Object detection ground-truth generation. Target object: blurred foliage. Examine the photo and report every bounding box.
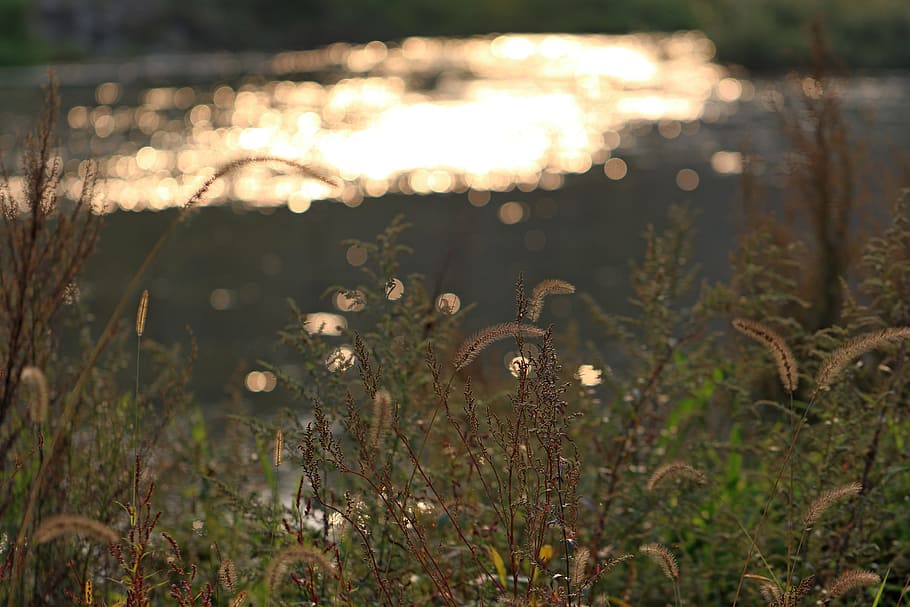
[5,0,910,69]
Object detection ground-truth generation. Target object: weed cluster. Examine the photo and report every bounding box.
[1,59,909,607]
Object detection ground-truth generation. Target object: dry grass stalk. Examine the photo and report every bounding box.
[185,156,334,209]
[273,429,283,467]
[20,366,48,424]
[367,388,393,451]
[803,481,862,527]
[527,279,576,321]
[731,319,799,393]
[265,544,334,594]
[638,543,678,580]
[826,569,881,597]
[453,322,546,370]
[601,553,635,575]
[219,559,236,592]
[646,461,707,492]
[32,514,118,545]
[816,327,910,389]
[135,289,149,337]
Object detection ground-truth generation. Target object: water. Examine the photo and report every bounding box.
[1,33,908,409]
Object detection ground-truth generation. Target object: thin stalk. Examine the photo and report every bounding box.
[133,332,142,508]
[731,390,819,607]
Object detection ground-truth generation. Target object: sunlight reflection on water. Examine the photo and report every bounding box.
[26,32,742,213]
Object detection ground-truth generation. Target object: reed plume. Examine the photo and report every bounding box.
[802,481,861,527]
[646,461,707,492]
[816,327,910,389]
[527,279,576,321]
[32,514,118,545]
[731,319,799,392]
[228,590,248,607]
[265,544,334,594]
[453,322,546,370]
[20,366,48,424]
[826,569,881,597]
[638,543,678,580]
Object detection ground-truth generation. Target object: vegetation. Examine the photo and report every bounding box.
[1,56,910,606]
[5,0,910,69]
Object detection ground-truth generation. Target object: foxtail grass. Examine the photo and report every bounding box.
[816,327,910,389]
[731,318,798,393]
[32,514,118,545]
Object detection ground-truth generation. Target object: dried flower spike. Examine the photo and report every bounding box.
[639,543,679,580]
[528,279,576,321]
[453,322,546,370]
[731,318,798,393]
[21,366,48,424]
[84,579,93,605]
[136,289,149,337]
[826,570,881,598]
[646,461,707,492]
[803,481,862,527]
[816,327,910,389]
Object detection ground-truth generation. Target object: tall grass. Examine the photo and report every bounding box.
[1,49,909,606]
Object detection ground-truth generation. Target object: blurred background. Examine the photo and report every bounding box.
[1,0,909,410]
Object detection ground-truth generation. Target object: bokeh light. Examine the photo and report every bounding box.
[436,293,461,315]
[51,32,733,212]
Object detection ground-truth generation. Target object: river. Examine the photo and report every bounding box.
[0,32,907,409]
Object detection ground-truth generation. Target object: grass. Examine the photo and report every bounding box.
[1,48,910,606]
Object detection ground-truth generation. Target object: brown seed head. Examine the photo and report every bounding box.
[646,461,707,492]
[453,322,546,370]
[638,543,678,580]
[136,289,149,337]
[265,545,334,594]
[803,481,862,528]
[826,569,881,598]
[219,559,236,592]
[273,429,283,467]
[731,318,798,393]
[33,514,118,546]
[816,327,910,389]
[21,366,48,424]
[528,279,576,321]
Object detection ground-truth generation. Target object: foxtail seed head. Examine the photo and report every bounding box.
[273,429,283,467]
[21,366,48,424]
[136,289,149,337]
